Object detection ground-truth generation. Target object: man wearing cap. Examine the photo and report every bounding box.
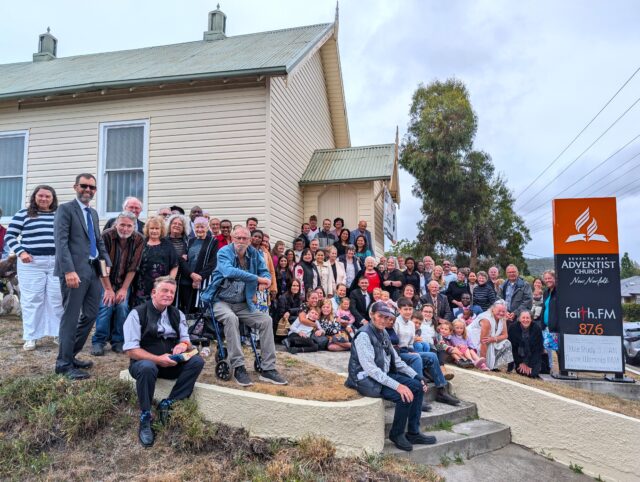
[345,301,437,452]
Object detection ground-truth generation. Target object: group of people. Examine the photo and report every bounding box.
[0,176,559,451]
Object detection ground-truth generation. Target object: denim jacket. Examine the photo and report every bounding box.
[202,244,270,312]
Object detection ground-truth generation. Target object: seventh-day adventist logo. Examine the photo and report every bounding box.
[565,207,609,243]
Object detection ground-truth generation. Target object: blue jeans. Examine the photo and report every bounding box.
[399,351,423,373]
[381,373,423,437]
[92,288,130,346]
[414,341,430,352]
[414,349,446,388]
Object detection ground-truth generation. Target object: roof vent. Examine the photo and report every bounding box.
[33,27,57,62]
[204,4,227,41]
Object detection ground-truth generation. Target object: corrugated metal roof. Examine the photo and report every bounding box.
[300,144,395,184]
[0,23,333,100]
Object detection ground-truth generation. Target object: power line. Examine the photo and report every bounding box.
[527,179,640,235]
[515,66,640,206]
[523,146,640,228]
[520,129,640,216]
[517,95,640,214]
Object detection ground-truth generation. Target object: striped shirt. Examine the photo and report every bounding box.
[4,209,56,256]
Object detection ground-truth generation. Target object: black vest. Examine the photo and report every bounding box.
[345,323,397,397]
[135,301,182,356]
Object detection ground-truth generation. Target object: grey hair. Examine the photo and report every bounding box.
[346,244,356,252]
[116,211,137,222]
[232,225,250,237]
[492,299,508,308]
[156,205,171,214]
[166,213,191,236]
[122,196,142,210]
[506,264,519,273]
[542,269,556,278]
[387,256,399,269]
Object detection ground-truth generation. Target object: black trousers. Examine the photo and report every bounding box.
[56,269,102,372]
[287,333,319,352]
[129,356,205,412]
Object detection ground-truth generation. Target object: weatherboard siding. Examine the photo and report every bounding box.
[0,87,268,222]
[373,180,385,256]
[269,52,334,245]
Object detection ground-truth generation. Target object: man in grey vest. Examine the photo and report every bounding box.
[345,301,437,452]
[124,276,204,447]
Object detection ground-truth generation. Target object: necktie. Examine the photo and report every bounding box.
[85,207,98,258]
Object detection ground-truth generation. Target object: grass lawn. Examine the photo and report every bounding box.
[0,315,440,481]
[483,353,640,419]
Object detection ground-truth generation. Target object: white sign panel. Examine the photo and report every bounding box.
[383,187,397,243]
[563,334,623,372]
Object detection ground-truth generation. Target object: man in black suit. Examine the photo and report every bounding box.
[54,173,111,380]
[421,280,453,322]
[349,276,372,328]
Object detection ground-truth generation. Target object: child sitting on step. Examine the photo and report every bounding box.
[442,320,489,370]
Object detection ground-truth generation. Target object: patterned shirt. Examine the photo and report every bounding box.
[4,209,56,256]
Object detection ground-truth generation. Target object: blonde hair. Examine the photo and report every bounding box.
[143,216,167,238]
[380,290,390,300]
[452,320,468,339]
[320,299,335,320]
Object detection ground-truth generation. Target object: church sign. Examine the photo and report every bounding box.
[552,197,625,375]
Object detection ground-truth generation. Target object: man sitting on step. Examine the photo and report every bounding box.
[345,301,437,452]
[124,276,205,448]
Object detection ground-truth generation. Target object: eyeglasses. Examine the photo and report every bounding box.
[78,183,97,191]
[234,236,250,241]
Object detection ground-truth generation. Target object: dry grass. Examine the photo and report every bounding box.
[0,315,358,402]
[485,369,640,419]
[0,370,441,481]
[199,348,360,401]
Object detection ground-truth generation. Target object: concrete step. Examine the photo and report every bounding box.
[382,382,442,404]
[383,419,511,465]
[384,401,477,435]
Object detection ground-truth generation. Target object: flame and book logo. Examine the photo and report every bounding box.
[565,207,609,243]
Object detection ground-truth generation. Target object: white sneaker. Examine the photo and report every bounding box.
[23,340,36,351]
[53,336,59,345]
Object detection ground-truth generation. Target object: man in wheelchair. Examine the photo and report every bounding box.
[205,225,287,387]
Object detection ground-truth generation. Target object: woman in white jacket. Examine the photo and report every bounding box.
[326,246,346,289]
[315,249,335,297]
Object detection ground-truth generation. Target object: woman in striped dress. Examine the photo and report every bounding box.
[4,185,62,351]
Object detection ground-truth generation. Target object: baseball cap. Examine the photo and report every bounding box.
[370,301,395,319]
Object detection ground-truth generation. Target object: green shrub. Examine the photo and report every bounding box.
[622,303,640,321]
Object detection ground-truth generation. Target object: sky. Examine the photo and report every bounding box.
[2,0,639,260]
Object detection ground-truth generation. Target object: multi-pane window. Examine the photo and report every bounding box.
[100,121,148,215]
[0,132,27,220]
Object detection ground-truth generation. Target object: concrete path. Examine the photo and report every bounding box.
[435,444,592,481]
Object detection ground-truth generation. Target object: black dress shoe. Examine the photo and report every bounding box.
[111,343,124,354]
[436,387,460,406]
[406,431,437,445]
[389,433,413,452]
[139,418,155,447]
[91,344,105,356]
[421,401,433,412]
[56,368,90,381]
[73,358,94,369]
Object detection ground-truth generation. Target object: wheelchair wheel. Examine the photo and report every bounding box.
[253,356,263,373]
[215,360,231,381]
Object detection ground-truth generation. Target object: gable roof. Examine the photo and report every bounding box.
[621,276,640,297]
[0,23,333,101]
[300,144,399,202]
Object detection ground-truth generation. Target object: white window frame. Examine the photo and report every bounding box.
[98,119,149,219]
[0,130,28,225]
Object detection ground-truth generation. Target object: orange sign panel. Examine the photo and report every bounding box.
[552,197,619,255]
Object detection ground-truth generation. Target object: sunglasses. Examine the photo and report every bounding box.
[78,183,97,191]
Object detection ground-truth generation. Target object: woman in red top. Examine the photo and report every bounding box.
[351,256,382,293]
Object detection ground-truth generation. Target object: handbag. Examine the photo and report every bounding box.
[275,316,291,337]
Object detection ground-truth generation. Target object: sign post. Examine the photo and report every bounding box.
[383,186,397,243]
[552,197,630,381]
